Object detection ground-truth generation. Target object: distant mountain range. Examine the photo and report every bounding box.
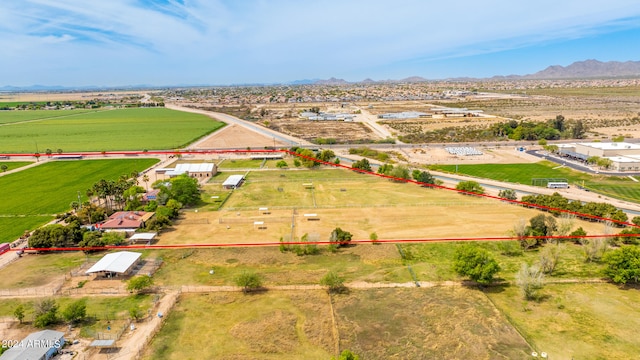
[2,59,640,91]
[493,59,640,80]
[295,59,640,85]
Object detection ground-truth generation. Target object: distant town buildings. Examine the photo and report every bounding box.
[299,111,355,121]
[559,142,640,172]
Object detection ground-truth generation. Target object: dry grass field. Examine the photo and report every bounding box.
[486,282,640,359]
[159,167,606,246]
[143,287,532,360]
[0,252,86,289]
[150,244,408,287]
[335,287,531,359]
[143,291,335,360]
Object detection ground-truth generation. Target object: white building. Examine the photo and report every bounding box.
[0,330,65,360]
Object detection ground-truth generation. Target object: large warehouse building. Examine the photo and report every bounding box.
[559,142,640,172]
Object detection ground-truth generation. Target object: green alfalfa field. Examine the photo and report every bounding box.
[0,158,159,243]
[0,107,225,153]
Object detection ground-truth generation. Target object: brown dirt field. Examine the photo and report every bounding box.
[268,118,378,143]
[158,201,605,246]
[590,123,640,139]
[193,123,289,149]
[0,90,150,102]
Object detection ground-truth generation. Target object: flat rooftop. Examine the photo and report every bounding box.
[578,142,640,151]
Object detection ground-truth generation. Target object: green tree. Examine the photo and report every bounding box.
[455,181,485,195]
[320,271,346,293]
[498,189,517,200]
[602,246,640,284]
[235,271,263,293]
[389,165,410,181]
[331,349,360,360]
[13,304,25,324]
[34,298,58,328]
[170,175,200,206]
[351,158,371,172]
[293,158,301,167]
[412,170,435,185]
[142,174,150,190]
[129,307,144,321]
[62,299,87,324]
[101,231,125,246]
[571,119,586,139]
[0,164,7,172]
[330,227,353,248]
[127,275,154,293]
[297,148,319,168]
[569,227,587,244]
[377,163,394,175]
[318,149,336,162]
[452,246,500,285]
[276,160,288,168]
[369,232,379,245]
[551,115,565,132]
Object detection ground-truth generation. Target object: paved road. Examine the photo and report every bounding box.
[165,103,312,147]
[527,149,640,176]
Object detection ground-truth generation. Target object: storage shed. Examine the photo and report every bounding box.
[86,251,142,277]
[222,175,245,189]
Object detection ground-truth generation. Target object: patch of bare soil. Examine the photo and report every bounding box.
[268,119,378,143]
[401,145,540,165]
[194,124,289,149]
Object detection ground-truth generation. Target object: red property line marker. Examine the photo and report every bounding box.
[8,233,640,253]
[2,148,638,252]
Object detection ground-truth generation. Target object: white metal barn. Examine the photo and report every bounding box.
[86,251,142,277]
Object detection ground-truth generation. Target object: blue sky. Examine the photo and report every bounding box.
[1,0,640,87]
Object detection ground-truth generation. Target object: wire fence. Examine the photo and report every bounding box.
[0,278,65,297]
[218,216,290,224]
[222,201,500,212]
[132,291,180,360]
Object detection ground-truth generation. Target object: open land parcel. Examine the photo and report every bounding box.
[2,93,640,359]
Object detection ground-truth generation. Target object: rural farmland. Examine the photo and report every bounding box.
[0,108,225,153]
[0,158,159,243]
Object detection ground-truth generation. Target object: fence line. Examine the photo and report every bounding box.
[222,201,499,212]
[218,216,290,224]
[133,291,180,360]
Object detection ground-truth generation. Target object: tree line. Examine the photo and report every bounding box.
[28,172,202,250]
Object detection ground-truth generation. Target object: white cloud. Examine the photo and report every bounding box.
[1,0,640,85]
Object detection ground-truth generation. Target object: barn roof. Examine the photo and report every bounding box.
[0,330,64,360]
[222,175,244,187]
[86,251,142,274]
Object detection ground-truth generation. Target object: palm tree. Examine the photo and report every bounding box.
[143,174,150,190]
